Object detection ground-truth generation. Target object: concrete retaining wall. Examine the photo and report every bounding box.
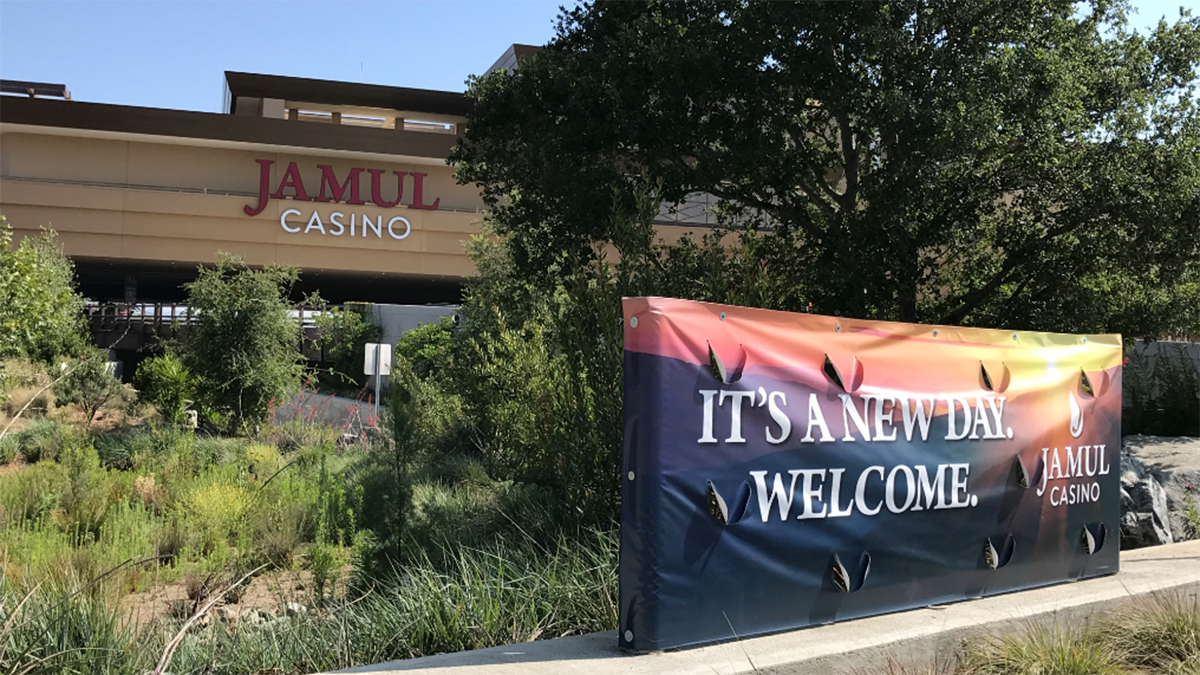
[329,540,1200,675]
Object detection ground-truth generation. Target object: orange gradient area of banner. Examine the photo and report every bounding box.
[622,296,1122,419]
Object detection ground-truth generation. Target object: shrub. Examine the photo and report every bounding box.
[307,542,340,600]
[246,443,285,478]
[396,317,456,381]
[252,502,307,567]
[378,226,631,534]
[53,349,129,424]
[0,217,89,362]
[1123,341,1200,437]
[0,459,68,524]
[16,417,80,463]
[192,434,245,471]
[91,426,149,470]
[186,481,250,545]
[183,254,306,432]
[53,443,117,541]
[135,350,196,426]
[315,457,358,546]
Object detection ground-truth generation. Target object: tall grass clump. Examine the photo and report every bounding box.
[1101,592,1200,675]
[959,622,1125,675]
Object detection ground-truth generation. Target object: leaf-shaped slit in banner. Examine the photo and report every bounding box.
[708,342,727,383]
[1080,368,1095,397]
[981,361,994,391]
[984,538,1000,570]
[1082,526,1096,555]
[823,354,846,392]
[1082,523,1106,555]
[831,553,851,592]
[1015,456,1030,489]
[707,480,728,525]
[984,535,1015,569]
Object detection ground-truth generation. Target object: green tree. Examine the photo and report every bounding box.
[453,0,1200,337]
[183,254,305,432]
[0,216,88,361]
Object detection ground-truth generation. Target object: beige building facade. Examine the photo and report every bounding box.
[1,68,489,303]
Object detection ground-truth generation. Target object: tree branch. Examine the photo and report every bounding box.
[838,115,859,208]
[706,185,825,242]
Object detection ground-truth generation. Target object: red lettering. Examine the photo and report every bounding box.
[408,172,440,210]
[369,169,406,208]
[244,159,274,216]
[314,165,364,204]
[270,162,312,201]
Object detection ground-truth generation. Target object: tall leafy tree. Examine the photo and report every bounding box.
[0,216,88,361]
[183,254,304,431]
[453,0,1200,336]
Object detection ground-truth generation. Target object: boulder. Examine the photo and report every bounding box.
[1119,478,1173,548]
[1120,436,1200,548]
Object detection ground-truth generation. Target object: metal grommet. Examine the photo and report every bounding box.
[624,630,634,642]
[627,471,635,481]
[835,323,841,333]
[1082,336,1088,344]
[933,329,939,337]
[719,312,726,321]
[1012,333,1018,341]
[630,316,638,328]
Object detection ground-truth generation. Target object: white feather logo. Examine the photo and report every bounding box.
[1069,391,1083,438]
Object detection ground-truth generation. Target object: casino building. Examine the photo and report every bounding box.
[0,46,526,305]
[0,45,717,307]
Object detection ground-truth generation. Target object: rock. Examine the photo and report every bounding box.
[1123,435,1200,543]
[285,601,307,617]
[1120,475,1174,548]
[241,608,267,626]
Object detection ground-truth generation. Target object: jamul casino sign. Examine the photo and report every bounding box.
[243,160,442,240]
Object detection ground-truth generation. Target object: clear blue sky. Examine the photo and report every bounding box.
[0,0,1193,114]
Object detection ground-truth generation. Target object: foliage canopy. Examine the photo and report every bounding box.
[453,0,1200,337]
[182,254,305,432]
[0,216,88,361]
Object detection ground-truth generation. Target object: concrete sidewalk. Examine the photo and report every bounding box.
[329,540,1200,675]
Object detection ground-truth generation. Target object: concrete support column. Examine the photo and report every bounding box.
[123,275,137,304]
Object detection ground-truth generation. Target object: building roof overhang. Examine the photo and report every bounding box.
[0,96,458,162]
[223,71,472,118]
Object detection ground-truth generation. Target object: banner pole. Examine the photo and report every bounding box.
[374,343,381,423]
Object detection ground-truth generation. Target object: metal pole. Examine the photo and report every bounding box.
[374,343,381,424]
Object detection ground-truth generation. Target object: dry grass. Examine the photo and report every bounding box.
[850,592,1200,675]
[1100,591,1200,675]
[959,622,1126,675]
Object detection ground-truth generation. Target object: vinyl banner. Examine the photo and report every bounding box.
[618,297,1122,651]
